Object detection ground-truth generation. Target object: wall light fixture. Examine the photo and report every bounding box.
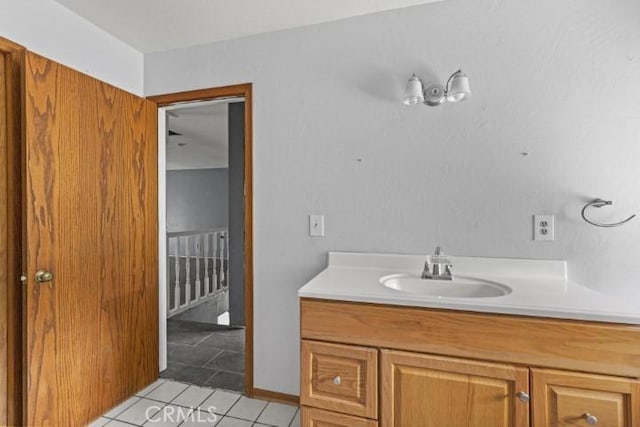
[403,70,471,106]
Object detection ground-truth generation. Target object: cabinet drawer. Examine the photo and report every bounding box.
[301,407,378,427]
[532,368,640,427]
[301,340,378,418]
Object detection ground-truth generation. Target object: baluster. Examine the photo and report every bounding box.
[174,237,180,312]
[184,235,191,305]
[213,231,220,290]
[214,233,218,293]
[219,232,226,289]
[211,233,217,292]
[167,236,172,316]
[194,234,201,302]
[212,232,217,290]
[203,233,210,297]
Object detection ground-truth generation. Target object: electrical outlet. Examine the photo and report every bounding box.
[533,215,554,241]
[309,215,325,237]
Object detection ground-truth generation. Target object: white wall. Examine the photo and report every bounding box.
[145,0,640,395]
[0,0,143,95]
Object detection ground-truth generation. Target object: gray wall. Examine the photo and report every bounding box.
[228,103,246,326]
[146,0,640,395]
[167,168,229,232]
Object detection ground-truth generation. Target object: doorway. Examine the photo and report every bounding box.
[152,85,254,395]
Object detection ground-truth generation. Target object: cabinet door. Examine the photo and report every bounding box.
[381,350,530,427]
[532,368,640,427]
[301,407,378,427]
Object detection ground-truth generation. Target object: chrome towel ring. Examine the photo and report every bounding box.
[581,199,636,228]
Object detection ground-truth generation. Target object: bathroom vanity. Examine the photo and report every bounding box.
[298,252,640,427]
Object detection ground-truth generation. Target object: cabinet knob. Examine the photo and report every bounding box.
[333,376,341,385]
[516,391,530,403]
[583,413,598,425]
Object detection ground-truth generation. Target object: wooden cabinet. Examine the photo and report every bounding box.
[532,368,640,427]
[381,350,530,427]
[301,407,378,427]
[300,299,640,427]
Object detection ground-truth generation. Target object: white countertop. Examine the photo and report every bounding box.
[297,252,640,325]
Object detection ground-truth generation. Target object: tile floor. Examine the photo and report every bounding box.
[162,319,245,392]
[89,379,300,427]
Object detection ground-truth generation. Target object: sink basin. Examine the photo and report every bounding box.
[380,274,511,298]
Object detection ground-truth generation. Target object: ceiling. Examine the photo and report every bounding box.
[167,101,236,170]
[53,0,443,53]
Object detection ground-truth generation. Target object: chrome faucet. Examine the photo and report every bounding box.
[422,246,454,280]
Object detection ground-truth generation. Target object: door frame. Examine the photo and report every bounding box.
[0,36,24,427]
[149,84,255,396]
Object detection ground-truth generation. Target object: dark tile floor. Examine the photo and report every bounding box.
[161,319,245,392]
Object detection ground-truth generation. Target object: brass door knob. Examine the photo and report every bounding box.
[35,270,54,283]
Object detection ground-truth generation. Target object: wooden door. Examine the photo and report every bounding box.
[532,368,640,427]
[23,52,158,426]
[381,350,530,427]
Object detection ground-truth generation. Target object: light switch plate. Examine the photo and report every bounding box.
[309,215,325,237]
[533,214,554,241]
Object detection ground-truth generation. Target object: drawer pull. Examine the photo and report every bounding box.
[516,391,530,403]
[333,376,341,385]
[583,413,598,425]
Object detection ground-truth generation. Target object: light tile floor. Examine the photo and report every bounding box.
[88,380,299,427]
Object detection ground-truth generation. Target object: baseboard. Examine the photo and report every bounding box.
[251,388,300,406]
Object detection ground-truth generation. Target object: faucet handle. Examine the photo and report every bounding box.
[421,259,432,279]
[445,264,453,278]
